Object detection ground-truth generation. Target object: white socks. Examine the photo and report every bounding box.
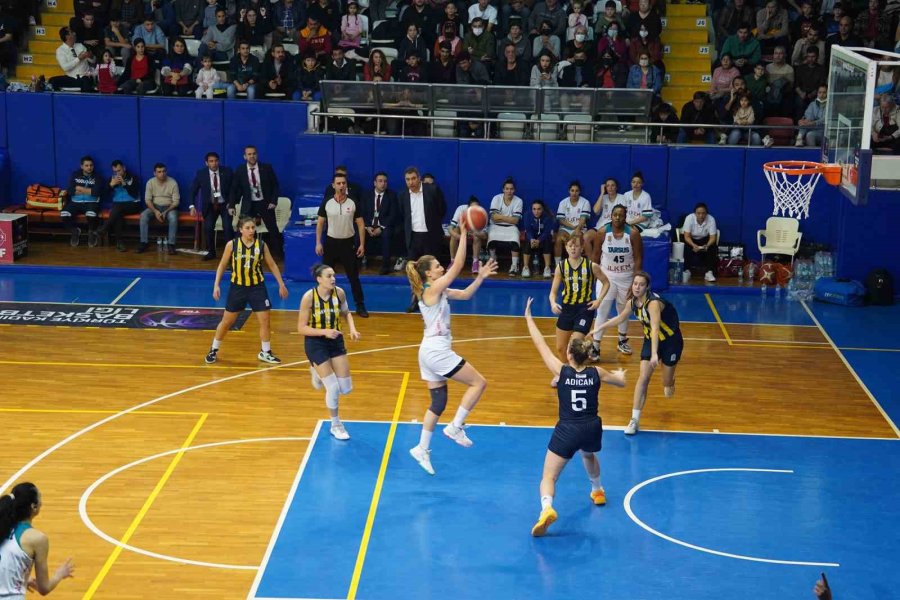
[451,407,470,429]
[632,409,641,421]
[589,476,602,492]
[540,495,553,510]
[330,415,341,426]
[419,429,433,451]
[261,340,271,352]
[211,338,221,350]
[511,256,519,268]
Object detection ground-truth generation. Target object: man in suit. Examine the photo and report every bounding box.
[189,151,234,261]
[229,145,283,258]
[361,171,399,275]
[399,166,446,311]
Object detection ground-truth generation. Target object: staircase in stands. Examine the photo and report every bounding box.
[16,0,73,82]
[661,1,712,115]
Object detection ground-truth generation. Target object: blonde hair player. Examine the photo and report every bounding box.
[297,264,362,440]
[524,298,626,537]
[206,216,289,365]
[406,219,498,475]
[590,271,683,435]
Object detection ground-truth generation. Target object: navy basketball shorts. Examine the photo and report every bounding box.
[225,283,271,313]
[640,332,684,366]
[305,335,348,366]
[556,303,594,335]
[548,418,603,460]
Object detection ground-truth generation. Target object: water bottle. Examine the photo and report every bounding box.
[748,263,756,286]
[737,265,744,285]
[775,283,782,300]
[669,265,676,285]
[532,253,539,270]
[786,276,795,301]
[157,236,163,250]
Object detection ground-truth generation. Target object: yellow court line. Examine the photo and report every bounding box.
[0,407,204,416]
[704,293,733,346]
[0,360,403,374]
[347,371,410,600]
[82,412,209,599]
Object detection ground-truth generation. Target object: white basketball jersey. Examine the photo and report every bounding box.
[0,528,32,599]
[419,289,452,340]
[600,228,635,276]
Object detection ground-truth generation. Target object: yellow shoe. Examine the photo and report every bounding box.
[531,507,558,537]
[590,488,607,506]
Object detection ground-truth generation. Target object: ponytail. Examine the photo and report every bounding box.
[0,482,39,539]
[406,255,435,300]
[569,337,593,366]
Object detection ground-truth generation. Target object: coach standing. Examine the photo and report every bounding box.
[398,166,446,312]
[229,145,283,258]
[189,151,233,261]
[316,172,369,318]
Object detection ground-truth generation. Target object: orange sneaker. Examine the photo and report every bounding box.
[531,507,558,537]
[590,488,607,506]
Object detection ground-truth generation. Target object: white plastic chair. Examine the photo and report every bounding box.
[498,112,526,140]
[433,110,456,137]
[565,114,592,142]
[757,217,802,265]
[217,198,292,240]
[185,39,201,57]
[250,45,266,62]
[283,43,300,56]
[532,113,560,141]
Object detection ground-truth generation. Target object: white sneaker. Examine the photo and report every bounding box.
[543,266,552,278]
[521,265,531,278]
[443,423,473,447]
[718,132,727,145]
[704,270,717,282]
[330,423,350,440]
[624,418,639,435]
[795,135,805,147]
[258,350,282,364]
[763,135,774,148]
[508,263,518,276]
[617,338,633,355]
[550,375,559,388]
[394,258,405,271]
[310,367,323,390]
[410,445,435,475]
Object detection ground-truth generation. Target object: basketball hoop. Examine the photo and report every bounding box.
[762,160,841,219]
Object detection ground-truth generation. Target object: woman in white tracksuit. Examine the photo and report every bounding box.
[590,204,642,361]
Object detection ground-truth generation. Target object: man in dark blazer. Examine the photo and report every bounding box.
[360,171,399,274]
[228,145,283,258]
[398,166,446,311]
[188,151,234,260]
[323,165,362,202]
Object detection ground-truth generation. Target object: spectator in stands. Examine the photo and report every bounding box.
[298,50,325,98]
[133,17,166,60]
[792,25,825,67]
[530,50,558,87]
[791,1,821,46]
[502,0,530,38]
[94,49,122,94]
[715,74,747,125]
[494,42,530,85]
[464,16,495,67]
[566,1,588,41]
[651,102,679,143]
[856,0,893,49]
[399,166,446,311]
[797,84,827,146]
[449,197,489,273]
[395,48,429,82]
[745,62,768,117]
[435,21,462,58]
[565,25,594,61]
[429,40,456,82]
[872,93,900,154]
[628,23,663,69]
[402,0,439,47]
[398,22,428,63]
[826,15,863,59]
[202,0,219,31]
[325,46,355,80]
[794,46,826,118]
[765,46,794,113]
[298,14,332,61]
[554,181,590,266]
[709,53,740,102]
[75,0,109,25]
[138,163,180,254]
[626,0,662,42]
[198,8,236,61]
[73,12,105,59]
[8,0,39,27]
[118,38,158,94]
[456,50,491,84]
[488,178,524,276]
[361,172,399,274]
[727,92,762,145]
[364,48,391,80]
[230,145,284,258]
[522,199,554,278]
[715,0,754,50]
[533,19,561,61]
[682,202,719,282]
[104,11,132,64]
[529,0,566,39]
[469,0,498,32]
[174,0,204,39]
[148,0,176,36]
[188,152,233,260]
[50,27,96,93]
[260,43,296,98]
[242,0,275,29]
[626,51,663,97]
[823,2,844,37]
[160,37,195,96]
[622,171,652,229]
[596,48,627,88]
[227,41,259,98]
[61,156,102,248]
[559,47,595,87]
[594,1,625,42]
[721,25,761,75]
[236,8,271,50]
[339,1,366,51]
[0,12,18,77]
[310,0,340,37]
[274,0,305,44]
[439,2,465,39]
[194,55,220,98]
[596,23,627,62]
[97,160,142,252]
[677,92,717,144]
[756,0,789,55]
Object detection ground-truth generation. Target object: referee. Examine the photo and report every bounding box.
[316,172,368,317]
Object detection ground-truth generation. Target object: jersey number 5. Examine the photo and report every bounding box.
[571,389,587,411]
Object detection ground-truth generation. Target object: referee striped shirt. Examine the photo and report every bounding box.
[318,196,361,239]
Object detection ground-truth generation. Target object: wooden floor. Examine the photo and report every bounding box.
[0,307,894,599]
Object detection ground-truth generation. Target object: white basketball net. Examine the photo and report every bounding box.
[763,166,822,219]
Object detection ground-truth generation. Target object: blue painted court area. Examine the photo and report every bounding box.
[253,422,899,600]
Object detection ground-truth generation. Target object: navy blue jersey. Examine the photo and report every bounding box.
[557,365,601,422]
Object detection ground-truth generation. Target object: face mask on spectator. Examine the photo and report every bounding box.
[608,27,617,38]
[639,29,648,38]
[472,26,484,35]
[639,58,649,66]
[575,33,586,42]
[541,27,551,35]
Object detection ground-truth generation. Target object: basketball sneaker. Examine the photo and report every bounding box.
[543,266,552,279]
[531,507,558,537]
[258,350,282,364]
[704,270,717,282]
[70,227,81,247]
[310,367,323,390]
[204,348,218,364]
[508,263,518,276]
[330,423,350,440]
[590,488,607,506]
[624,418,639,435]
[550,375,559,388]
[409,445,435,475]
[521,265,531,278]
[588,343,601,362]
[617,338,632,355]
[443,423,473,447]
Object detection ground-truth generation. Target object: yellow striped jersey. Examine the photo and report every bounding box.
[308,288,342,331]
[634,292,681,341]
[230,237,266,286]
[561,257,595,305]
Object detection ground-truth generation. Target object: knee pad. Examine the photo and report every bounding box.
[323,374,340,410]
[338,376,353,395]
[428,385,448,416]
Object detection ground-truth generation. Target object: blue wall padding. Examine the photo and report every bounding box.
[0,93,7,149]
[372,137,459,219]
[138,97,225,209]
[7,93,55,205]
[333,135,374,188]
[628,144,668,207]
[834,188,900,284]
[457,140,544,211]
[542,143,628,214]
[53,95,141,204]
[295,134,334,206]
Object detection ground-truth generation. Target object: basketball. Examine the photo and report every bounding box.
[759,262,778,284]
[461,205,488,231]
[775,263,793,286]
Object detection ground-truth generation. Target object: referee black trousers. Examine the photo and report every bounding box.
[323,236,365,305]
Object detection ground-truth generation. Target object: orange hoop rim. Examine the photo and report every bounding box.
[763,160,842,186]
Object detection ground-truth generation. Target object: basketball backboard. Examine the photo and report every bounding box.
[822,46,900,205]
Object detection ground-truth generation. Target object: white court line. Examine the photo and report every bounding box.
[623,467,840,567]
[78,437,310,570]
[109,277,141,305]
[801,300,900,438]
[247,422,323,598]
